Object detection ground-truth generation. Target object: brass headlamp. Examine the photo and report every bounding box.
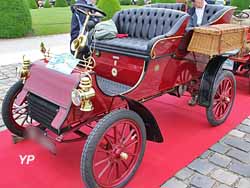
[17,56,31,80]
[71,74,95,112]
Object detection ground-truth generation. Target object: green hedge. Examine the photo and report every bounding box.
[120,0,131,5]
[55,0,68,7]
[44,0,51,8]
[97,0,121,20]
[153,0,176,3]
[231,0,250,10]
[0,0,32,38]
[70,0,76,5]
[137,0,144,5]
[27,0,38,9]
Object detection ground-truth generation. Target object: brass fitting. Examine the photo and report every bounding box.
[40,42,51,62]
[71,75,95,112]
[19,56,31,80]
[71,35,87,52]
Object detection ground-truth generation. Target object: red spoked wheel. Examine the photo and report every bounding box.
[81,109,146,188]
[1,80,39,137]
[206,70,236,126]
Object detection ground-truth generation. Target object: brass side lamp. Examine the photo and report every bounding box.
[71,74,96,112]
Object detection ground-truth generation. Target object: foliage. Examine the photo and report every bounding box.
[27,0,38,9]
[0,0,32,38]
[120,0,131,5]
[55,0,68,7]
[3,5,134,37]
[97,0,121,20]
[231,0,250,10]
[137,0,144,6]
[153,0,176,3]
[70,0,76,5]
[44,0,51,8]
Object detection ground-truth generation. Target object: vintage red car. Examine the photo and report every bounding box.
[1,3,241,188]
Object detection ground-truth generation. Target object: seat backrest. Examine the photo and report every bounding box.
[112,8,189,40]
[206,0,230,5]
[202,5,232,25]
[145,3,186,11]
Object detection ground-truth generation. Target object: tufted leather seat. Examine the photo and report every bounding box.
[186,5,233,31]
[145,3,186,11]
[202,5,232,25]
[94,8,189,58]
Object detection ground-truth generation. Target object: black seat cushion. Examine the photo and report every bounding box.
[95,37,149,57]
[94,8,189,58]
[145,3,186,11]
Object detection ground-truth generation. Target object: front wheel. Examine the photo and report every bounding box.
[1,80,39,137]
[206,70,236,126]
[81,109,146,188]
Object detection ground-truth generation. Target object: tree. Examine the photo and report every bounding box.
[44,0,51,8]
[0,0,32,38]
[153,0,176,3]
[70,0,76,5]
[26,0,38,9]
[231,0,250,10]
[120,0,131,5]
[137,0,144,5]
[97,0,121,20]
[55,0,68,7]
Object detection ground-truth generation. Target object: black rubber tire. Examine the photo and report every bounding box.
[1,80,25,137]
[206,70,236,126]
[81,109,146,188]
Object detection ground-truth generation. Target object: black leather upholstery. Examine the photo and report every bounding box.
[145,3,186,11]
[202,5,232,25]
[186,5,233,31]
[94,8,189,58]
[95,37,149,57]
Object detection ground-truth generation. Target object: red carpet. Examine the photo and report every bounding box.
[0,77,249,188]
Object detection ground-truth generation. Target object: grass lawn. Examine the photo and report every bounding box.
[31,7,72,36]
[30,5,139,36]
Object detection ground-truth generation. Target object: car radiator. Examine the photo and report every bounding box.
[27,93,59,129]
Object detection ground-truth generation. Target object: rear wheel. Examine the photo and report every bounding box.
[206,70,236,126]
[81,109,146,188]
